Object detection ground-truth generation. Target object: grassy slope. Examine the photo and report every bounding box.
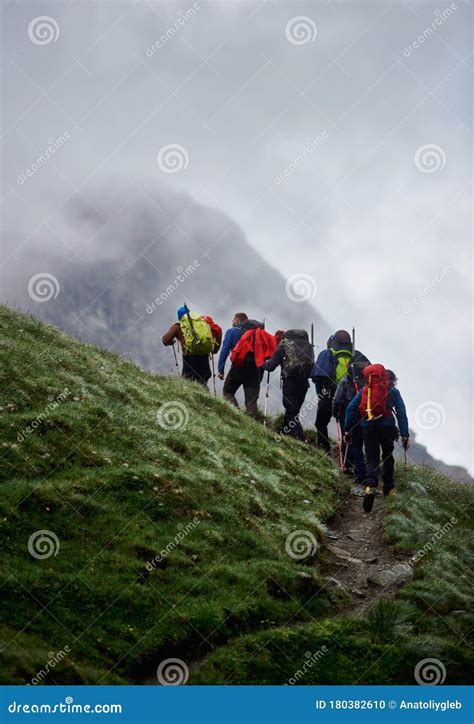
[0,306,341,684]
[193,467,474,684]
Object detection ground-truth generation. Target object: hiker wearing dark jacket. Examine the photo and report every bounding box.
[218,313,262,418]
[312,330,361,453]
[345,364,409,509]
[333,352,370,485]
[262,330,313,440]
[162,306,214,386]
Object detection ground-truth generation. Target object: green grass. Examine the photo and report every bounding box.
[192,467,474,684]
[0,305,341,684]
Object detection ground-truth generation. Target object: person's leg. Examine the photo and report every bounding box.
[242,367,261,418]
[315,392,332,452]
[282,378,303,438]
[182,355,210,385]
[350,426,366,484]
[380,427,396,495]
[363,425,380,488]
[223,366,242,408]
[294,380,309,440]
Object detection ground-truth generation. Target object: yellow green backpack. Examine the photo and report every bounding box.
[179,311,214,355]
[332,348,352,384]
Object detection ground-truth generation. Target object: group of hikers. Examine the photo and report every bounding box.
[162,306,410,513]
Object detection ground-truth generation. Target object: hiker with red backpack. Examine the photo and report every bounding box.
[162,305,221,387]
[262,330,314,440]
[344,363,410,513]
[218,313,275,418]
[312,330,367,453]
[332,351,371,487]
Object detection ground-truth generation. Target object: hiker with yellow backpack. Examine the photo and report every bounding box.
[311,330,362,453]
[344,364,410,513]
[162,305,221,387]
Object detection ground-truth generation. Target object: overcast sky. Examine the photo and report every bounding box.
[1,0,472,472]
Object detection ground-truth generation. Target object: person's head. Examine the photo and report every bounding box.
[330,329,352,352]
[232,312,248,327]
[177,306,187,321]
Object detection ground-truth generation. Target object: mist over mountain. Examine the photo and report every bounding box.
[2,184,329,372]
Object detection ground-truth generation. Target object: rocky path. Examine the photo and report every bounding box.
[323,485,413,614]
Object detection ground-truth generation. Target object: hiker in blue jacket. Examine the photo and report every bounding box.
[344,364,410,513]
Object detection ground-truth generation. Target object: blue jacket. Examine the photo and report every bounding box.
[218,327,242,374]
[345,387,409,438]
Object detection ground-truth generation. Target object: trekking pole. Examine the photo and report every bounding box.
[310,323,314,348]
[336,421,344,470]
[172,342,179,374]
[404,444,408,486]
[352,326,356,353]
[263,371,270,426]
[210,354,217,398]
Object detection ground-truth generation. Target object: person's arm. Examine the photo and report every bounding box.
[218,328,237,375]
[262,345,284,372]
[162,322,180,346]
[344,390,362,436]
[391,388,409,440]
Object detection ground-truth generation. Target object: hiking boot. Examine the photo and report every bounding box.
[383,485,395,497]
[363,486,376,513]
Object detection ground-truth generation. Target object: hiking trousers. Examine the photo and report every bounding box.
[315,390,333,453]
[363,424,398,492]
[282,377,309,440]
[223,365,261,418]
[346,426,366,484]
[182,355,211,386]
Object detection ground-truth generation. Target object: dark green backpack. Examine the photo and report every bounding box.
[281,330,314,378]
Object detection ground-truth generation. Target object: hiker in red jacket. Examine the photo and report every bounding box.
[219,316,275,418]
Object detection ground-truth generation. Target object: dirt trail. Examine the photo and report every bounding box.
[322,485,413,614]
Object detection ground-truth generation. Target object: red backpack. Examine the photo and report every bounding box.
[359,364,392,420]
[202,315,222,353]
[231,327,276,368]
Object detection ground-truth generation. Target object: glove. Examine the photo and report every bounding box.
[344,432,352,444]
[402,437,410,450]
